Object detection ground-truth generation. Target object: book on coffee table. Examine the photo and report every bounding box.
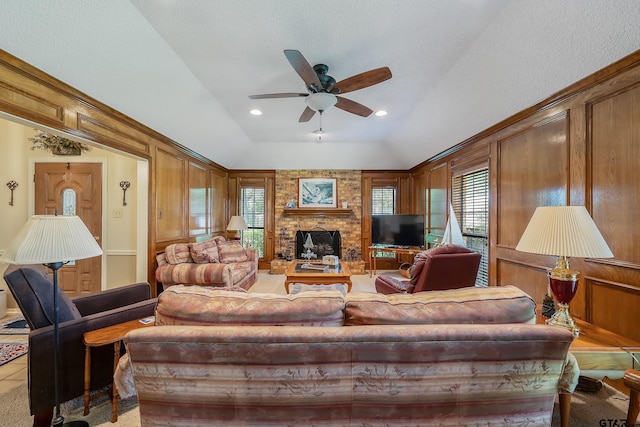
[299,263,330,272]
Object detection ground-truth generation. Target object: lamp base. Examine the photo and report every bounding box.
[546,302,580,336]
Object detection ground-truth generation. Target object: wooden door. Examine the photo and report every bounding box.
[34,162,102,296]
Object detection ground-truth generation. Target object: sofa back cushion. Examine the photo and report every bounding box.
[156,285,345,326]
[344,285,535,326]
[217,241,248,263]
[164,243,193,264]
[190,238,220,263]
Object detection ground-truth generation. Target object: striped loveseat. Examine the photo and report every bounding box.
[155,236,258,290]
[125,285,579,427]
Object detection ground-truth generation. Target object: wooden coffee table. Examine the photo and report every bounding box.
[284,261,352,293]
[83,317,155,422]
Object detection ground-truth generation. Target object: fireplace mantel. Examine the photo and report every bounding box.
[283,208,352,216]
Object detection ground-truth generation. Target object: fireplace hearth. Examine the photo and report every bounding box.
[295,229,341,260]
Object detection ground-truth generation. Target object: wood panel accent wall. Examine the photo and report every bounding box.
[412,49,640,341]
[228,171,276,270]
[361,171,411,269]
[0,49,229,295]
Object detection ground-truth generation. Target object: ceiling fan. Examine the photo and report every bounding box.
[249,49,392,122]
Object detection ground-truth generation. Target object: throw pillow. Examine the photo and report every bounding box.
[164,243,193,264]
[190,238,220,263]
[218,241,248,263]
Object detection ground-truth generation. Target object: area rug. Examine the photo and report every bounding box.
[0,315,29,335]
[0,343,28,367]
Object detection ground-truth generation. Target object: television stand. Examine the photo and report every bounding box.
[368,245,423,277]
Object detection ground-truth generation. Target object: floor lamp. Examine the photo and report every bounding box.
[515,206,613,336]
[2,214,103,427]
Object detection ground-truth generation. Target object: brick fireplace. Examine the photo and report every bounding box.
[272,170,365,274]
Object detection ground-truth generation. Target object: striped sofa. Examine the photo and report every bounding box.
[155,236,258,290]
[125,285,579,426]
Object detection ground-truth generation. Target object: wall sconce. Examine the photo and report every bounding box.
[6,180,18,206]
[119,181,130,206]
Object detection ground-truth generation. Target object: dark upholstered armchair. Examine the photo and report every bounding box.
[375,244,481,294]
[3,264,156,424]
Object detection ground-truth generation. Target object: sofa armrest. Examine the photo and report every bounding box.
[246,248,258,264]
[72,282,152,316]
[558,352,580,393]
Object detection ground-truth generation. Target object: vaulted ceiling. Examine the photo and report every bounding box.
[2,1,639,169]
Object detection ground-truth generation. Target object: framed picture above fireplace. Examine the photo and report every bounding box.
[299,178,337,208]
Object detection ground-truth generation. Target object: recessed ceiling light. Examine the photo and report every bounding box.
[375,110,387,117]
[250,109,262,116]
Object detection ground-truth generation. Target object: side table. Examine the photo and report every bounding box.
[83,317,154,422]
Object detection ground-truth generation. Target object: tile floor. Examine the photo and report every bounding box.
[0,321,28,394]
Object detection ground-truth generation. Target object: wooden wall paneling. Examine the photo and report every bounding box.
[589,278,640,341]
[228,171,276,268]
[188,161,209,239]
[155,147,187,242]
[210,167,228,235]
[410,170,426,214]
[496,113,570,248]
[589,83,640,267]
[360,173,373,268]
[497,259,549,305]
[361,171,412,269]
[262,174,276,268]
[427,162,448,241]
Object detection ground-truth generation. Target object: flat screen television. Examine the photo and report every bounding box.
[371,214,425,248]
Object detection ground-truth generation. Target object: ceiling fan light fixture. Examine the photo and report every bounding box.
[305,93,337,112]
[375,110,388,117]
[249,109,262,116]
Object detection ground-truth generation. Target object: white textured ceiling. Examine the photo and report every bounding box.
[1,0,640,169]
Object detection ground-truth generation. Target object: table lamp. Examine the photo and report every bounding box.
[2,214,103,427]
[516,206,613,336]
[226,215,248,240]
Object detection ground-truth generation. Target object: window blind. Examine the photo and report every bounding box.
[452,168,489,286]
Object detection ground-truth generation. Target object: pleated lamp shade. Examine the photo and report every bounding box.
[1,215,103,264]
[515,206,613,259]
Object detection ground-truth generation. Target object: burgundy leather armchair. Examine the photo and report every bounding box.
[375,244,481,294]
[3,264,156,424]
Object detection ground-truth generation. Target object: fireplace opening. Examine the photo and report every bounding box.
[295,229,341,260]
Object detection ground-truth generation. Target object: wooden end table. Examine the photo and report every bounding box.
[284,261,352,293]
[536,310,640,378]
[83,317,154,423]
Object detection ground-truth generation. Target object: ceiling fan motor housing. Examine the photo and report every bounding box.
[313,64,336,92]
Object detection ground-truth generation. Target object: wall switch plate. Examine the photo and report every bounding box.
[113,207,123,218]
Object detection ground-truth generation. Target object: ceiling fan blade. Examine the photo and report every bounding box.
[284,49,323,91]
[330,67,392,94]
[299,106,316,122]
[249,93,308,99]
[335,96,373,117]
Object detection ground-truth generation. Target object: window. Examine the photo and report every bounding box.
[371,187,396,257]
[371,187,396,214]
[240,187,265,257]
[452,168,489,286]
